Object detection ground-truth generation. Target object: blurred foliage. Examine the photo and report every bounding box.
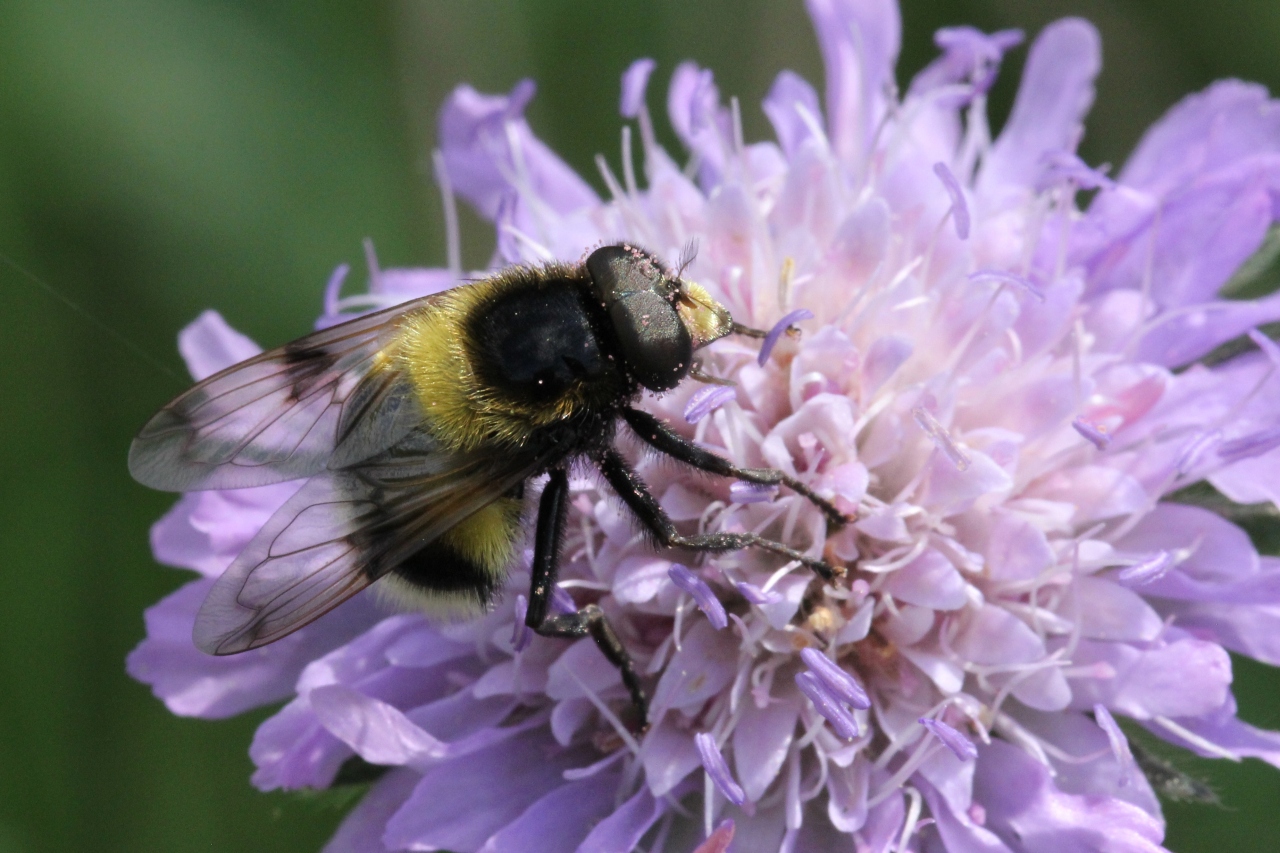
[1,1,1280,850]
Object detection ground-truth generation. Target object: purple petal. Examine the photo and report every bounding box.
[310,684,440,767]
[668,565,728,630]
[1072,417,1112,450]
[684,385,737,424]
[480,771,623,853]
[800,647,871,709]
[933,161,971,239]
[651,621,737,713]
[695,732,747,805]
[763,70,822,157]
[919,717,978,761]
[1120,80,1280,195]
[804,0,901,163]
[321,768,418,853]
[692,819,736,853]
[735,581,783,606]
[575,784,665,853]
[512,594,531,652]
[883,548,968,611]
[733,698,798,802]
[383,734,584,850]
[758,308,814,365]
[640,718,702,796]
[975,739,1165,849]
[177,310,260,380]
[667,62,730,187]
[1069,636,1231,720]
[620,58,656,118]
[795,671,860,740]
[126,579,378,720]
[438,80,596,221]
[979,18,1101,194]
[1074,575,1164,642]
[729,480,779,504]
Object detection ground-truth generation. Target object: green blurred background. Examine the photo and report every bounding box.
[1,1,1279,850]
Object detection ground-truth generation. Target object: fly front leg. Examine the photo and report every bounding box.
[525,468,648,730]
[621,407,852,530]
[596,448,841,581]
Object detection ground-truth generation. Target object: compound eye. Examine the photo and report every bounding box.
[610,290,692,391]
[586,245,673,302]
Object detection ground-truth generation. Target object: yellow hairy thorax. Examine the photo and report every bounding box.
[393,278,593,451]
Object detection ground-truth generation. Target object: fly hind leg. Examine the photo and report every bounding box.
[596,448,842,581]
[620,407,852,530]
[525,468,649,731]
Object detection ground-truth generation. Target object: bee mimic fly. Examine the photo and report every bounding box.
[130,244,847,729]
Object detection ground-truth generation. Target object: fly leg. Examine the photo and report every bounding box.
[525,468,648,730]
[596,448,841,581]
[621,407,852,530]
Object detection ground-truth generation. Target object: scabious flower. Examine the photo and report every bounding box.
[129,1,1280,850]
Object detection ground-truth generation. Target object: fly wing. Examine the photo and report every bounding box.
[194,429,548,654]
[129,297,440,492]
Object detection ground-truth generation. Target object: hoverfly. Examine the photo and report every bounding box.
[130,244,846,726]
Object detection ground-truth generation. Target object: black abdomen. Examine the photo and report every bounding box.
[389,539,499,605]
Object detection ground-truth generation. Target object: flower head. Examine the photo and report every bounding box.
[131,2,1280,850]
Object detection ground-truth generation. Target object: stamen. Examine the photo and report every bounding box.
[564,667,641,755]
[912,406,971,470]
[621,126,638,198]
[932,162,970,240]
[550,585,577,615]
[694,733,747,805]
[669,565,728,630]
[1093,704,1135,786]
[799,648,871,709]
[758,309,814,365]
[511,594,531,652]
[735,580,782,606]
[1116,551,1174,585]
[968,269,1045,301]
[322,263,350,317]
[685,385,737,424]
[1176,429,1222,474]
[431,149,462,278]
[895,786,925,853]
[1153,715,1241,762]
[730,481,779,504]
[362,238,382,290]
[919,717,978,761]
[795,671,860,740]
[1217,424,1280,464]
[1072,417,1111,450]
[1248,328,1280,367]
